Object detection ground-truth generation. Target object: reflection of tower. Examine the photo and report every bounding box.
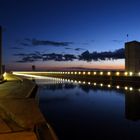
[125,91,140,121]
[0,26,2,79]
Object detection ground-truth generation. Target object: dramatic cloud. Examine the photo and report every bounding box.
[15,52,77,63]
[32,39,73,46]
[20,38,73,47]
[79,48,124,61]
[14,48,124,63]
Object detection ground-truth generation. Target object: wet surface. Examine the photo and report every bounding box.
[36,78,140,140]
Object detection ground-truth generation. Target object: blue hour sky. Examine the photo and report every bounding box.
[0,0,140,71]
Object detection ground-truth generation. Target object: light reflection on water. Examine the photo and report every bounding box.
[35,79,140,140]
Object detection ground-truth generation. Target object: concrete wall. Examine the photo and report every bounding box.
[125,41,140,72]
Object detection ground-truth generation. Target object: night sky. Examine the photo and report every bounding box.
[1,0,140,71]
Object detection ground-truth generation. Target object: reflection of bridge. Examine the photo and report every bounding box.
[12,70,140,92]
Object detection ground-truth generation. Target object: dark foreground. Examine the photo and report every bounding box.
[36,78,140,140]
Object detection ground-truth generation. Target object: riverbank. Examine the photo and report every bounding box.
[0,73,57,140]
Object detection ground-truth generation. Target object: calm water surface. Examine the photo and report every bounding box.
[35,79,140,140]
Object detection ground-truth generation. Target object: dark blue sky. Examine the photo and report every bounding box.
[1,0,140,70]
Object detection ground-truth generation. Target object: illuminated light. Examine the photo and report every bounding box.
[124,72,128,76]
[65,72,67,74]
[68,79,70,82]
[71,80,73,82]
[74,80,77,83]
[88,82,91,85]
[78,81,81,84]
[129,87,133,91]
[138,89,140,92]
[100,72,103,75]
[138,72,140,76]
[116,85,120,89]
[129,72,133,76]
[100,83,103,87]
[93,83,97,86]
[88,72,91,75]
[107,72,111,75]
[83,72,86,75]
[108,84,111,88]
[71,72,73,74]
[125,86,128,90]
[116,72,120,76]
[78,72,81,74]
[93,72,97,75]
[74,72,77,74]
[3,72,7,78]
[83,81,86,84]
[68,72,70,74]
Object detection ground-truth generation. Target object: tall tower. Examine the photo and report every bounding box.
[0,26,2,78]
[125,41,140,72]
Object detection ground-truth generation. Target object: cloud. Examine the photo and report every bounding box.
[14,48,124,63]
[15,52,77,63]
[65,47,72,50]
[32,39,73,46]
[79,48,124,61]
[20,43,30,46]
[20,38,73,47]
[75,48,86,51]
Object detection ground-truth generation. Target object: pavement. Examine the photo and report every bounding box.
[0,73,45,140]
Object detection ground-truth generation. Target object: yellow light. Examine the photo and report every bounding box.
[93,83,96,86]
[107,72,111,75]
[88,72,91,75]
[78,72,81,74]
[138,72,140,76]
[124,72,128,76]
[125,86,128,90]
[129,72,133,76]
[116,72,120,76]
[3,72,7,78]
[83,81,86,84]
[100,72,103,75]
[116,85,120,89]
[74,80,77,83]
[75,72,77,74]
[93,72,96,75]
[78,81,81,84]
[83,72,86,75]
[71,80,73,82]
[88,82,91,85]
[71,72,73,74]
[108,84,111,88]
[68,72,70,74]
[100,83,103,87]
[129,87,133,91]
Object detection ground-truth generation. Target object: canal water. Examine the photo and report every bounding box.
[35,78,140,140]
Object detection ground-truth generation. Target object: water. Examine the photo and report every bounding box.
[35,78,140,140]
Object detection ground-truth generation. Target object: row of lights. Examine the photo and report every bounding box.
[12,72,137,92]
[45,71,139,76]
[47,77,135,92]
